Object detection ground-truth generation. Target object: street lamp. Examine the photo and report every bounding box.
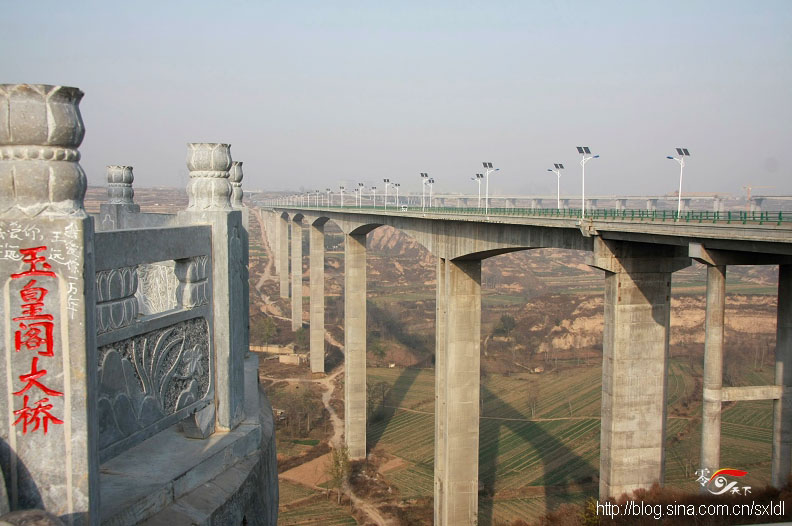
[357,182,364,208]
[315,190,320,207]
[383,178,391,210]
[420,172,429,212]
[371,186,377,207]
[483,162,499,216]
[471,174,484,208]
[547,163,564,209]
[667,148,690,220]
[428,178,435,208]
[576,147,599,219]
[394,183,401,208]
[326,188,331,207]
[339,185,345,208]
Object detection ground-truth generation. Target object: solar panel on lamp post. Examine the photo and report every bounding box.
[547,163,565,209]
[483,162,499,217]
[576,147,599,220]
[667,148,690,221]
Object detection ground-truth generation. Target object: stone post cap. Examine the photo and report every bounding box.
[107,165,134,184]
[229,161,243,208]
[106,165,135,205]
[0,84,85,151]
[185,143,233,211]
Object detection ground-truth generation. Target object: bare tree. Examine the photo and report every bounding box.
[327,445,350,504]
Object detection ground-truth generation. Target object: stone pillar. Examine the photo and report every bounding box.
[228,162,250,356]
[344,232,367,459]
[291,218,303,331]
[0,84,99,523]
[177,143,246,431]
[700,265,726,477]
[278,214,289,298]
[436,258,481,526]
[772,264,792,487]
[309,221,325,373]
[589,238,689,499]
[434,258,448,526]
[99,165,139,231]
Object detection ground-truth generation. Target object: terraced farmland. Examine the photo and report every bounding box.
[278,480,357,525]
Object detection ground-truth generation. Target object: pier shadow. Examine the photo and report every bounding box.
[478,385,598,526]
[366,366,421,452]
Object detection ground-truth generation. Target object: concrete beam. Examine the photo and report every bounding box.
[690,243,792,266]
[772,264,792,487]
[437,258,481,525]
[721,385,782,402]
[344,233,367,459]
[291,218,303,331]
[591,238,688,499]
[309,221,325,373]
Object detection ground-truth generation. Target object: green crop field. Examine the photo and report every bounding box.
[365,359,776,525]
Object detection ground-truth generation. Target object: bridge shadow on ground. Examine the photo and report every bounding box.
[366,366,421,452]
[478,385,598,526]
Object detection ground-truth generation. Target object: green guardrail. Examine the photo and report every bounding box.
[270,204,791,226]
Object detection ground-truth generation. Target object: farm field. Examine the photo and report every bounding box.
[367,360,776,525]
[278,480,357,525]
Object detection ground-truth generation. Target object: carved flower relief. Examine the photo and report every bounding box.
[96,318,211,452]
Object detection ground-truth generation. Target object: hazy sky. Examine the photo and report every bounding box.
[4,1,791,198]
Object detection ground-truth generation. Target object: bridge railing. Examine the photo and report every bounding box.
[276,203,792,226]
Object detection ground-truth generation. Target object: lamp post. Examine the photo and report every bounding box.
[339,185,345,207]
[428,178,435,208]
[483,162,499,216]
[326,188,331,207]
[371,186,377,207]
[315,190,320,207]
[472,173,484,208]
[576,147,599,219]
[667,148,690,220]
[383,178,391,210]
[420,172,429,212]
[357,182,364,208]
[394,183,401,208]
[547,163,564,209]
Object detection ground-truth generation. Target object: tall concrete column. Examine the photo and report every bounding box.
[772,264,792,486]
[344,232,367,459]
[309,221,325,373]
[438,258,481,526]
[0,84,99,523]
[701,265,726,476]
[278,214,289,298]
[291,218,303,331]
[434,258,448,526]
[590,238,689,499]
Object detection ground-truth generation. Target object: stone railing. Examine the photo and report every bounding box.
[0,84,275,526]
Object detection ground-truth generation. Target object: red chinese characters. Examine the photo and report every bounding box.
[10,246,62,434]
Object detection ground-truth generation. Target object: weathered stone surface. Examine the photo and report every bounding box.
[0,510,65,526]
[0,84,98,525]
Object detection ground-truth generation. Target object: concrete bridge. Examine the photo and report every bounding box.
[263,203,792,526]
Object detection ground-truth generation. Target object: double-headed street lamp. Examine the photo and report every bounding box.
[339,185,345,207]
[472,173,484,208]
[326,188,331,207]
[394,183,401,208]
[371,186,377,207]
[383,178,392,209]
[667,148,690,220]
[357,182,364,208]
[547,163,564,209]
[483,162,499,216]
[428,178,435,208]
[576,147,599,219]
[420,172,429,212]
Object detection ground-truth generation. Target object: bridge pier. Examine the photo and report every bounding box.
[700,264,726,477]
[646,198,658,211]
[435,258,482,526]
[345,232,368,459]
[618,199,628,211]
[291,217,303,331]
[309,220,326,373]
[278,213,289,298]
[773,264,792,486]
[590,238,689,499]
